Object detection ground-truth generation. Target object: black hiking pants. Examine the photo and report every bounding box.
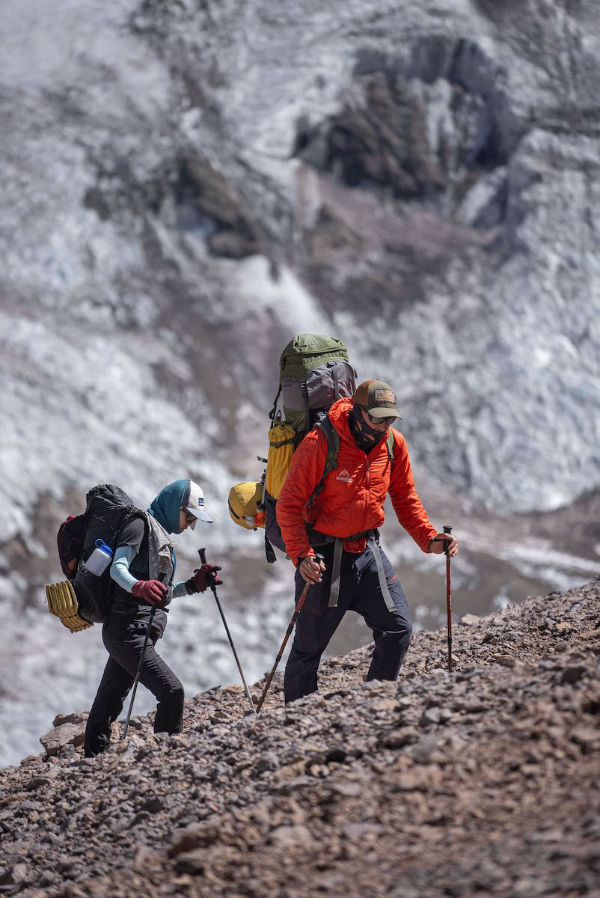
[284,542,412,704]
[84,614,184,757]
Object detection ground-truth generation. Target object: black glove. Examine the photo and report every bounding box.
[185,563,223,595]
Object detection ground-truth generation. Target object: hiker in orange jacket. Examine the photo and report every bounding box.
[276,379,459,702]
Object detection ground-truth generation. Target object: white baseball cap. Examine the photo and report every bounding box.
[184,480,213,526]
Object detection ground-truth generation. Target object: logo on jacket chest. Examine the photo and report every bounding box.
[335,469,353,482]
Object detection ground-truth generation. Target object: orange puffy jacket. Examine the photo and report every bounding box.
[276,398,438,566]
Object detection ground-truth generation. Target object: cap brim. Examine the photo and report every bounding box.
[367,407,401,419]
[186,506,213,524]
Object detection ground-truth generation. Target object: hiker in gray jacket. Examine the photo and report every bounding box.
[84,479,221,757]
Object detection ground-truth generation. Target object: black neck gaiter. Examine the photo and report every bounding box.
[348,404,388,454]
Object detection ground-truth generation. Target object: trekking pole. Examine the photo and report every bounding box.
[444,524,453,672]
[256,554,324,713]
[122,607,156,740]
[199,548,256,714]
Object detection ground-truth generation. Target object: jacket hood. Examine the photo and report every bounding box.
[148,479,189,534]
[328,397,356,444]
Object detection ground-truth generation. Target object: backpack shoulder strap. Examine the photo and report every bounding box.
[386,430,395,465]
[307,415,340,506]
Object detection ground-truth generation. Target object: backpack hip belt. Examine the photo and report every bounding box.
[326,534,394,611]
[305,527,381,608]
[306,525,379,547]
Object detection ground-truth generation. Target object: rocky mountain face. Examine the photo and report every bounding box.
[1,0,599,765]
[1,578,599,897]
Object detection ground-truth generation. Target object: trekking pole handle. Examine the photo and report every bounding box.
[198,547,218,597]
[199,546,209,570]
[443,524,452,553]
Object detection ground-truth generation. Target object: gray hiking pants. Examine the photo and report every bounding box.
[84,614,184,757]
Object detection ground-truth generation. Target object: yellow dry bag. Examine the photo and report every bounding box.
[265,423,296,499]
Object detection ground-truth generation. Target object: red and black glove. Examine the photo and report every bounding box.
[185,563,223,595]
[131,579,168,606]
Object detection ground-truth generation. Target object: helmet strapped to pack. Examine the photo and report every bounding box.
[228,479,266,531]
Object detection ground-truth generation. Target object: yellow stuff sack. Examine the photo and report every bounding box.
[265,423,296,499]
[46,580,93,633]
[228,481,265,530]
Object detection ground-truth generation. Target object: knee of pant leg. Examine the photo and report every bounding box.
[169,681,185,707]
[381,621,412,645]
[156,670,183,698]
[395,617,413,642]
[155,679,184,710]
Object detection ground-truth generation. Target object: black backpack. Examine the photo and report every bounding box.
[57,484,145,623]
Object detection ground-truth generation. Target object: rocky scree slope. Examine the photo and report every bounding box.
[1,579,599,897]
[2,0,600,764]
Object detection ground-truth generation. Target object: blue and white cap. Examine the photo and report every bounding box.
[184,480,213,526]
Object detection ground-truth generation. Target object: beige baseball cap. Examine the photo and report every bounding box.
[352,379,401,419]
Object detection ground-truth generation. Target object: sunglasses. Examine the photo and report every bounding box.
[361,407,397,427]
